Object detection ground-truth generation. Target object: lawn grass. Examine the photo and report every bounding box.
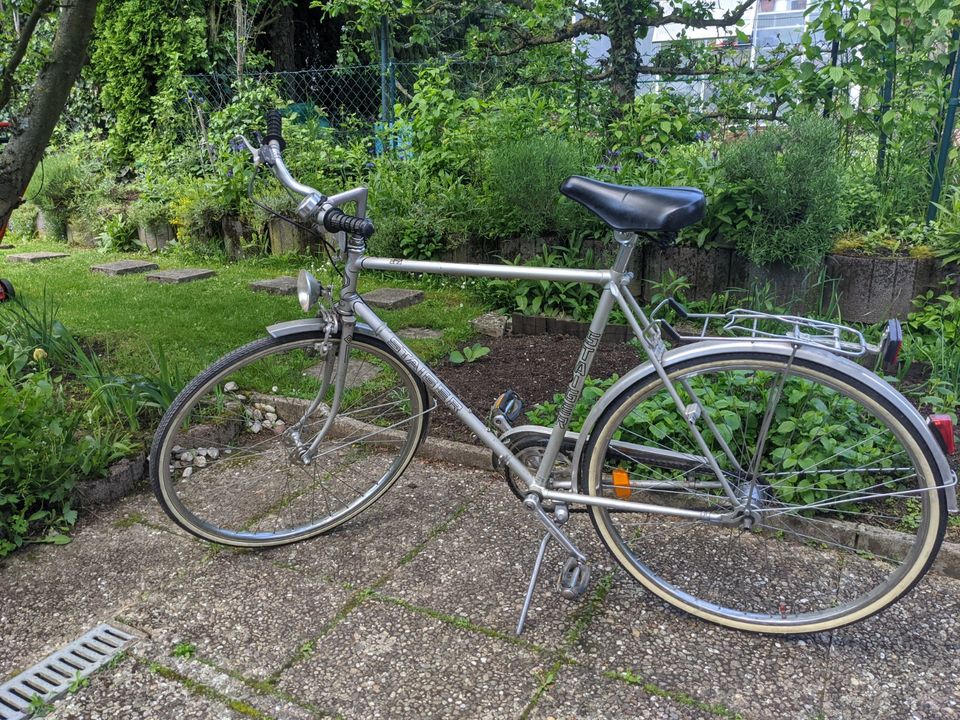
[0,239,483,380]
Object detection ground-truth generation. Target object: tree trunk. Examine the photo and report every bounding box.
[602,0,640,108]
[0,0,98,221]
[269,5,297,72]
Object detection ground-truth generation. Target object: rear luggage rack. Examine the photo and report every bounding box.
[651,298,886,359]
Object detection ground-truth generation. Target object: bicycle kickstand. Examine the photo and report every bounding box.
[515,496,592,635]
[516,532,552,635]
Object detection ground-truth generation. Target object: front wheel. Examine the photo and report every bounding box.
[149,330,430,547]
[581,349,947,634]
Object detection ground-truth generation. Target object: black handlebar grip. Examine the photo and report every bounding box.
[323,208,375,238]
[264,109,286,150]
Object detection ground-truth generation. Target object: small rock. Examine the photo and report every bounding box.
[207,447,220,460]
[224,381,238,392]
[235,394,247,401]
[194,455,208,468]
[250,421,262,433]
[261,404,276,414]
[262,420,274,429]
[252,409,264,421]
[471,312,510,338]
[265,412,278,422]
[172,445,183,454]
[179,451,195,463]
[182,467,193,479]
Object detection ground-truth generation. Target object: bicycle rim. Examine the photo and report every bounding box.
[150,332,428,547]
[582,352,946,633]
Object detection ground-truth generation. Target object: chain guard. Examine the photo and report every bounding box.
[501,433,584,512]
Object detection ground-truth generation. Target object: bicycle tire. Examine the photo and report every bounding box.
[150,329,430,547]
[580,348,947,634]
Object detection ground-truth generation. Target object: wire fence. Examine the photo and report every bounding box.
[182,60,508,128]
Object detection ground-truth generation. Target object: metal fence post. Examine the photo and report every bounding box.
[875,40,896,179]
[927,28,960,223]
[380,16,391,124]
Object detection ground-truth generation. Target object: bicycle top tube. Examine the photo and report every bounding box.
[358,256,616,284]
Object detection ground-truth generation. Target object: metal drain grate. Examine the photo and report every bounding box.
[0,623,137,720]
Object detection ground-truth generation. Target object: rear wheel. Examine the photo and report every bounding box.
[150,330,429,547]
[581,350,947,634]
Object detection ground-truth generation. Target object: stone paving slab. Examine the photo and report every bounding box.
[397,326,443,340]
[274,600,546,719]
[125,642,318,720]
[0,519,208,681]
[90,259,159,275]
[121,554,352,681]
[821,574,960,719]
[4,251,69,263]
[146,268,216,284]
[362,287,424,310]
[530,664,718,720]
[250,275,297,295]
[577,572,835,720]
[266,458,497,588]
[5,452,960,719]
[379,485,609,653]
[46,653,248,720]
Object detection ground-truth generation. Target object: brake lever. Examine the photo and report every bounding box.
[231,134,261,165]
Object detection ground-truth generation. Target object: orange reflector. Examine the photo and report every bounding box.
[612,468,631,498]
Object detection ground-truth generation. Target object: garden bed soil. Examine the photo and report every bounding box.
[429,333,642,444]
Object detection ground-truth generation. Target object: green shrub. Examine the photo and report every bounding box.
[718,115,843,268]
[0,356,128,556]
[369,159,481,259]
[482,134,585,240]
[27,152,86,241]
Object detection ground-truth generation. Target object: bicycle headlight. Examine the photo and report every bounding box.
[297,269,322,313]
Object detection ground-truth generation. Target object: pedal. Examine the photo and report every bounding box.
[490,389,524,433]
[557,557,591,600]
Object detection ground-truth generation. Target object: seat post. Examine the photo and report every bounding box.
[611,230,638,275]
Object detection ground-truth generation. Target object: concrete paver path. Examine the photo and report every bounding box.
[1,457,958,719]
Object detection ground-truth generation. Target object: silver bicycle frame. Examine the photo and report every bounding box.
[307,231,742,523]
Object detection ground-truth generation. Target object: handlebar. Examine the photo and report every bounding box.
[255,109,375,239]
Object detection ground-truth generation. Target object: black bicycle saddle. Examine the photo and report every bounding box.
[559,176,706,233]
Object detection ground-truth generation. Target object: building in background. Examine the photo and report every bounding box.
[579,0,822,94]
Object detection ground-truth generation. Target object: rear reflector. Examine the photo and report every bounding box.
[612,468,632,498]
[929,415,956,455]
[882,319,902,373]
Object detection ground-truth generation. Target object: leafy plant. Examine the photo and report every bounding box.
[473,237,610,322]
[26,694,52,717]
[96,214,139,252]
[68,671,90,694]
[481,134,585,240]
[448,343,490,365]
[171,642,197,659]
[718,114,844,268]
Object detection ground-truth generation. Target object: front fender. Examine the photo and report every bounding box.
[266,318,373,339]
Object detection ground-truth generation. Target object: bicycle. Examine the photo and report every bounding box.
[149,111,958,636]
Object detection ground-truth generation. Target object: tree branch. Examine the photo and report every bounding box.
[491,15,607,56]
[0,0,55,113]
[660,0,758,29]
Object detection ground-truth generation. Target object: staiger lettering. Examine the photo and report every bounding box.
[386,335,465,414]
[556,330,602,428]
